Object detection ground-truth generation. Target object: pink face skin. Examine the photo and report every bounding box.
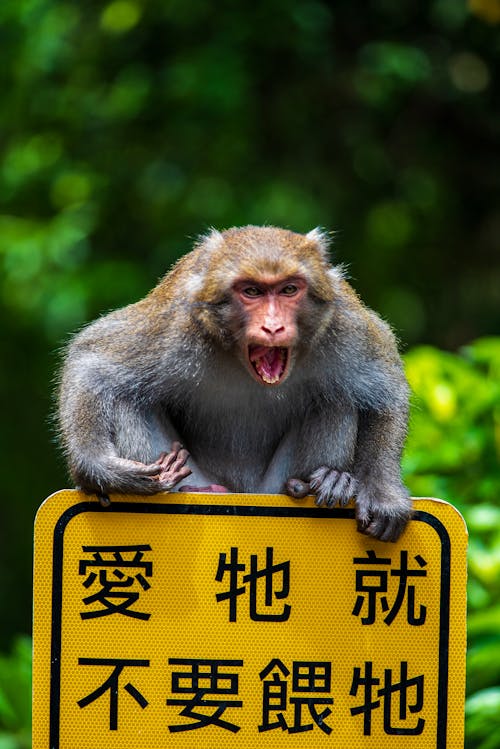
[231,276,308,386]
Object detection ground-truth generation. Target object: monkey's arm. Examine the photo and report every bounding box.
[63,411,191,496]
[350,409,411,541]
[286,307,411,541]
[58,363,191,495]
[286,403,411,542]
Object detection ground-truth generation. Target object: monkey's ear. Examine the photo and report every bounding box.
[198,227,224,253]
[306,227,331,261]
[183,228,225,299]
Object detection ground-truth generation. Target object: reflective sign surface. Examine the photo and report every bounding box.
[33,491,467,748]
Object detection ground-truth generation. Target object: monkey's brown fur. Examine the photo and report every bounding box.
[58,225,412,541]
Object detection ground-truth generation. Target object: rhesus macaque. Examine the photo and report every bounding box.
[58,226,412,541]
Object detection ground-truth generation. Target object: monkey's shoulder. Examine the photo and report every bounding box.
[330,288,399,356]
[66,299,175,350]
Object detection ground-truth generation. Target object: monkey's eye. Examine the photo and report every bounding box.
[242,286,263,298]
[280,284,299,296]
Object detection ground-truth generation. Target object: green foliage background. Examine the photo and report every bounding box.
[0,0,498,746]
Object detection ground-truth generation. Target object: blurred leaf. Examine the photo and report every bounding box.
[0,638,31,749]
[465,688,500,749]
[403,339,500,746]
[100,1,142,34]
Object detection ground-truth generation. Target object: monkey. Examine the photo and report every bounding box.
[57,225,412,541]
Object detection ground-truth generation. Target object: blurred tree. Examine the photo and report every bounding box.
[404,338,500,749]
[0,0,498,344]
[0,0,498,700]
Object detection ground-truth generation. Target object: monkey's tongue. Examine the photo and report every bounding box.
[249,346,288,384]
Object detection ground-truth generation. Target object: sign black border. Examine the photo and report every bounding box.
[47,502,451,749]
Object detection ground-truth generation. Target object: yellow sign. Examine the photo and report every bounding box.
[33,491,467,749]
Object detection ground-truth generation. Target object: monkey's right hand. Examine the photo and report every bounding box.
[150,442,192,489]
[84,442,192,495]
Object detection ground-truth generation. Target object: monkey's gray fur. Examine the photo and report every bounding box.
[58,225,412,541]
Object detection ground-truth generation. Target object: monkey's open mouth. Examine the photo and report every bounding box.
[248,345,289,385]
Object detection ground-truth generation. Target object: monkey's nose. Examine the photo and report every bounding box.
[261,324,285,336]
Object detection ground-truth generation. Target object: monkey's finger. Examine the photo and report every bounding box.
[169,448,190,472]
[170,441,183,453]
[153,441,184,464]
[377,515,407,543]
[378,525,401,543]
[331,472,357,507]
[356,508,401,542]
[157,464,192,483]
[355,505,373,532]
[156,448,187,472]
[316,489,336,507]
[314,487,331,506]
[159,466,192,490]
[341,475,358,506]
[309,466,330,493]
[311,468,342,507]
[320,470,352,507]
[157,450,191,483]
[331,471,349,496]
[161,441,183,458]
[285,478,310,499]
[325,491,340,508]
[362,518,396,542]
[361,515,385,537]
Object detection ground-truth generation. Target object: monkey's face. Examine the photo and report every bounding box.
[232,276,307,386]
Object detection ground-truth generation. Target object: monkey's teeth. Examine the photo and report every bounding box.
[262,373,280,384]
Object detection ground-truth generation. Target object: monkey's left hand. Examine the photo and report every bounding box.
[354,482,412,542]
[286,467,412,542]
[286,467,357,507]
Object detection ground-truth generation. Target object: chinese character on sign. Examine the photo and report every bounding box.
[350,660,425,736]
[215,546,291,622]
[77,657,149,730]
[259,659,333,735]
[352,550,427,625]
[78,544,153,620]
[167,658,244,733]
